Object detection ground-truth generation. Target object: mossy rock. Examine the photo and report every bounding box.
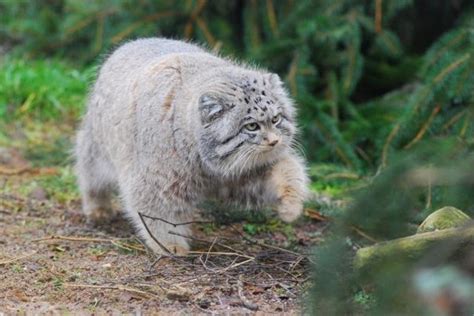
[355,226,474,273]
[417,206,471,234]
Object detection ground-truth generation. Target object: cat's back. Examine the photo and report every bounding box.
[108,38,205,65]
[98,38,206,81]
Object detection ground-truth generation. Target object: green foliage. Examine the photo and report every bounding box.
[2,0,473,170]
[0,58,93,120]
[310,140,474,314]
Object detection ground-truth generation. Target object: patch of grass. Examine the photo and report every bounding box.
[87,245,108,256]
[11,264,23,273]
[0,57,94,120]
[309,164,366,198]
[353,290,376,310]
[10,166,79,204]
[243,219,295,239]
[24,135,73,167]
[37,166,79,203]
[52,276,64,290]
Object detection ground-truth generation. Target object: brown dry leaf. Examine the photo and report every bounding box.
[304,208,331,222]
[11,289,29,302]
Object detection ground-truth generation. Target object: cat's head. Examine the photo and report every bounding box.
[196,71,297,177]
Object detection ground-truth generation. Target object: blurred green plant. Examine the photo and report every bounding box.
[0,58,93,120]
[1,0,473,171]
[309,139,474,314]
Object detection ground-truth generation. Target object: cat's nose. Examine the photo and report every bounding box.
[266,132,280,147]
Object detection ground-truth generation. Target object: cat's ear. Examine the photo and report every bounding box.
[199,93,224,123]
[266,73,284,89]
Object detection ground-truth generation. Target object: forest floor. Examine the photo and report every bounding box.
[0,121,331,314]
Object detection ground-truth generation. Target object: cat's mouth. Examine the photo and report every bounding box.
[257,143,282,153]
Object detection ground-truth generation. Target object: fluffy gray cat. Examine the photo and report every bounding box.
[75,38,309,255]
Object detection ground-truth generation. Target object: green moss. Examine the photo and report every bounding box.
[417,206,471,233]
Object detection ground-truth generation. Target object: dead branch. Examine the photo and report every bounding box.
[227,224,304,257]
[63,283,157,299]
[168,230,248,256]
[139,213,212,227]
[138,212,173,255]
[33,235,113,243]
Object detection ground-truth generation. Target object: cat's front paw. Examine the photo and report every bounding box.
[277,199,303,222]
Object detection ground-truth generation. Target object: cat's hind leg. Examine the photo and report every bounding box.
[75,129,117,223]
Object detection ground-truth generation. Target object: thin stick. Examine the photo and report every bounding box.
[168,230,248,256]
[0,166,58,176]
[187,251,254,260]
[0,251,36,265]
[228,224,304,257]
[138,212,172,255]
[442,109,467,131]
[375,0,383,33]
[434,53,470,83]
[404,105,441,149]
[140,214,212,227]
[350,225,378,243]
[204,237,218,266]
[111,240,146,253]
[222,258,255,272]
[381,123,400,168]
[64,283,156,299]
[33,235,114,242]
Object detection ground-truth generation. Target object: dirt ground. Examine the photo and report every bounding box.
[0,125,326,314]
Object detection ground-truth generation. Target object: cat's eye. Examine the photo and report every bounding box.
[271,114,282,124]
[245,123,260,131]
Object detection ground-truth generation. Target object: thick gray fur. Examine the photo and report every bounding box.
[75,38,309,255]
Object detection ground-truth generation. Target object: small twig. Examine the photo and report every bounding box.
[0,166,58,176]
[350,225,378,243]
[32,234,146,252]
[381,123,400,169]
[228,224,304,257]
[33,235,114,243]
[140,214,212,227]
[304,208,331,222]
[404,105,441,149]
[148,254,164,270]
[64,283,156,299]
[375,0,383,33]
[222,258,255,272]
[111,240,146,253]
[238,275,259,311]
[433,53,470,83]
[138,212,172,255]
[288,256,305,272]
[0,251,36,265]
[188,251,254,260]
[168,230,248,256]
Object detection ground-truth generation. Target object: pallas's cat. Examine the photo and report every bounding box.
[75,38,308,254]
